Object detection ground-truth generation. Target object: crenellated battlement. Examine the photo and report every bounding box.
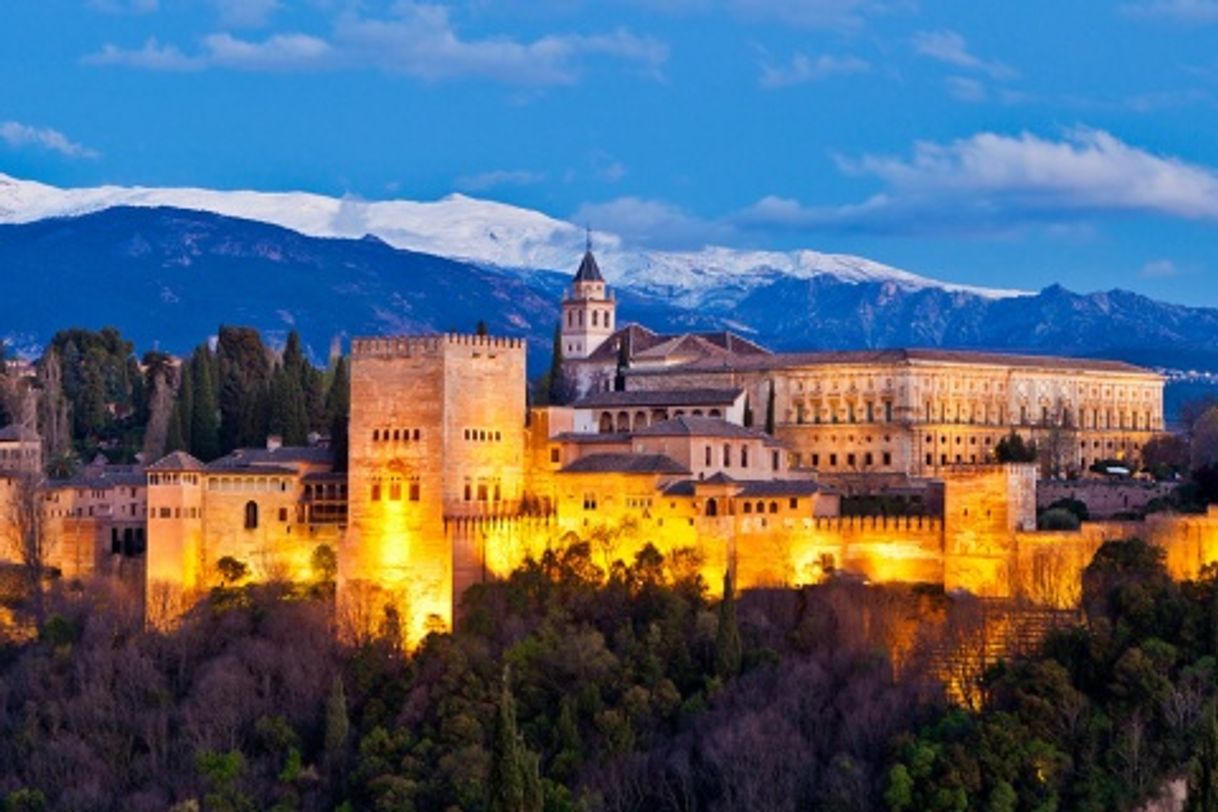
[812,515,944,534]
[351,333,526,358]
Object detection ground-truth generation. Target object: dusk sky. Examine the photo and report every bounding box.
[3,0,1218,302]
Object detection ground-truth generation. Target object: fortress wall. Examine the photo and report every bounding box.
[344,337,451,643]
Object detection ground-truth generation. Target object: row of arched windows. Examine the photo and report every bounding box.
[464,428,503,442]
[566,308,612,329]
[372,428,421,443]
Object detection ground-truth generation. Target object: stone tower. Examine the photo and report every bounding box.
[560,232,615,360]
[144,451,206,627]
[341,333,527,646]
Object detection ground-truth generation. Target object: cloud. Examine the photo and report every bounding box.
[1140,258,1182,278]
[86,3,668,85]
[729,0,888,29]
[455,169,546,191]
[738,128,1218,235]
[945,75,987,102]
[1121,0,1218,21]
[214,0,279,28]
[87,0,158,13]
[759,53,869,89]
[912,30,1016,79]
[84,37,202,70]
[571,197,731,249]
[0,121,99,159]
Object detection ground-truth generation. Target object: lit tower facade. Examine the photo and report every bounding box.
[340,333,526,646]
[560,233,615,360]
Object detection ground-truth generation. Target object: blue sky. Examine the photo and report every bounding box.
[2,0,1218,302]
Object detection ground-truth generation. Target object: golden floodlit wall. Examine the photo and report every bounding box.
[342,334,526,646]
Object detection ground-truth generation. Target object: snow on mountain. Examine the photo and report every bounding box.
[0,172,1028,305]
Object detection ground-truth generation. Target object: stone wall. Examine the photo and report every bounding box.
[1038,478,1177,518]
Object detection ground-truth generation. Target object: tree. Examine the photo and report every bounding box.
[546,322,570,406]
[325,675,350,777]
[765,379,776,435]
[311,544,338,584]
[267,364,308,446]
[35,348,72,472]
[190,345,220,461]
[216,556,248,587]
[1142,433,1188,479]
[6,469,53,630]
[1194,408,1218,471]
[488,667,542,812]
[143,368,178,460]
[1187,703,1218,812]
[715,570,742,680]
[217,326,272,453]
[325,356,349,472]
[995,431,1037,463]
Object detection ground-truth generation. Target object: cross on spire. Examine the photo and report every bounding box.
[585,225,592,253]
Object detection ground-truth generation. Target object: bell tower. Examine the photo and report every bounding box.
[560,230,615,360]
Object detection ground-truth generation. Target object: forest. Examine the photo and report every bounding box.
[0,326,349,476]
[0,538,1215,811]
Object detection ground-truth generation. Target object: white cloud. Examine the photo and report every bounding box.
[84,37,202,70]
[759,53,869,89]
[912,29,1016,79]
[0,121,99,159]
[1121,0,1218,21]
[87,0,158,13]
[455,169,546,191]
[738,128,1218,235]
[214,0,280,28]
[1140,258,1182,278]
[945,76,986,102]
[571,197,731,249]
[202,32,331,70]
[85,4,667,85]
[730,0,887,28]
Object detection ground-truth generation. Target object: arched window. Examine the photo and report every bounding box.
[244,501,258,530]
[605,312,612,329]
[723,444,731,467]
[592,311,599,326]
[769,501,779,514]
[616,411,630,432]
[599,412,614,433]
[705,498,718,517]
[743,502,752,514]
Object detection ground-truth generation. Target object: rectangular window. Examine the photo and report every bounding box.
[389,482,402,501]
[811,454,819,467]
[864,452,873,466]
[550,447,560,463]
[742,446,749,467]
[789,498,798,509]
[885,402,893,422]
[829,453,837,467]
[883,452,892,466]
[409,482,420,502]
[772,450,779,470]
[846,453,856,467]
[278,507,288,522]
[371,483,382,502]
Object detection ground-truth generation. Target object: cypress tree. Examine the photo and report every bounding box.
[613,333,629,392]
[268,363,308,446]
[715,570,742,680]
[190,345,220,461]
[326,356,350,472]
[547,321,568,406]
[488,667,541,812]
[765,379,776,435]
[324,675,350,777]
[177,358,194,452]
[743,394,754,428]
[164,396,187,454]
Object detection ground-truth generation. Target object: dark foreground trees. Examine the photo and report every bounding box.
[3,539,1218,811]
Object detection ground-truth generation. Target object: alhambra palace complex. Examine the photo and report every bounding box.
[3,246,1216,643]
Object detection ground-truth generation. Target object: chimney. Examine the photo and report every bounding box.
[266,435,283,452]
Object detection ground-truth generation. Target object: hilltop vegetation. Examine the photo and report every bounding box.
[1,539,1217,811]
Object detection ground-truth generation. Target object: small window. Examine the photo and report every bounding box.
[371,483,382,502]
[244,500,259,530]
[278,507,288,522]
[550,448,560,463]
[409,482,420,501]
[789,498,798,509]
[390,482,402,501]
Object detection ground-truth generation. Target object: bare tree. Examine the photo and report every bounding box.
[141,369,175,461]
[6,469,53,630]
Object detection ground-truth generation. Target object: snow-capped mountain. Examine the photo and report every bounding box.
[0,173,1026,306]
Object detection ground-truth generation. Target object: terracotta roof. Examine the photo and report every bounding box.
[572,388,742,409]
[577,325,771,366]
[562,453,689,475]
[551,432,632,444]
[625,347,1156,376]
[632,415,775,441]
[206,446,333,471]
[56,465,147,489]
[148,451,205,471]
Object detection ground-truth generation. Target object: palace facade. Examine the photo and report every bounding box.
[0,246,1197,645]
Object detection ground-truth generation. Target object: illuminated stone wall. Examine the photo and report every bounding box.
[625,357,1164,477]
[342,334,526,645]
[145,470,205,627]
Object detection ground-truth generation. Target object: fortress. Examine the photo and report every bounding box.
[3,246,1214,645]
